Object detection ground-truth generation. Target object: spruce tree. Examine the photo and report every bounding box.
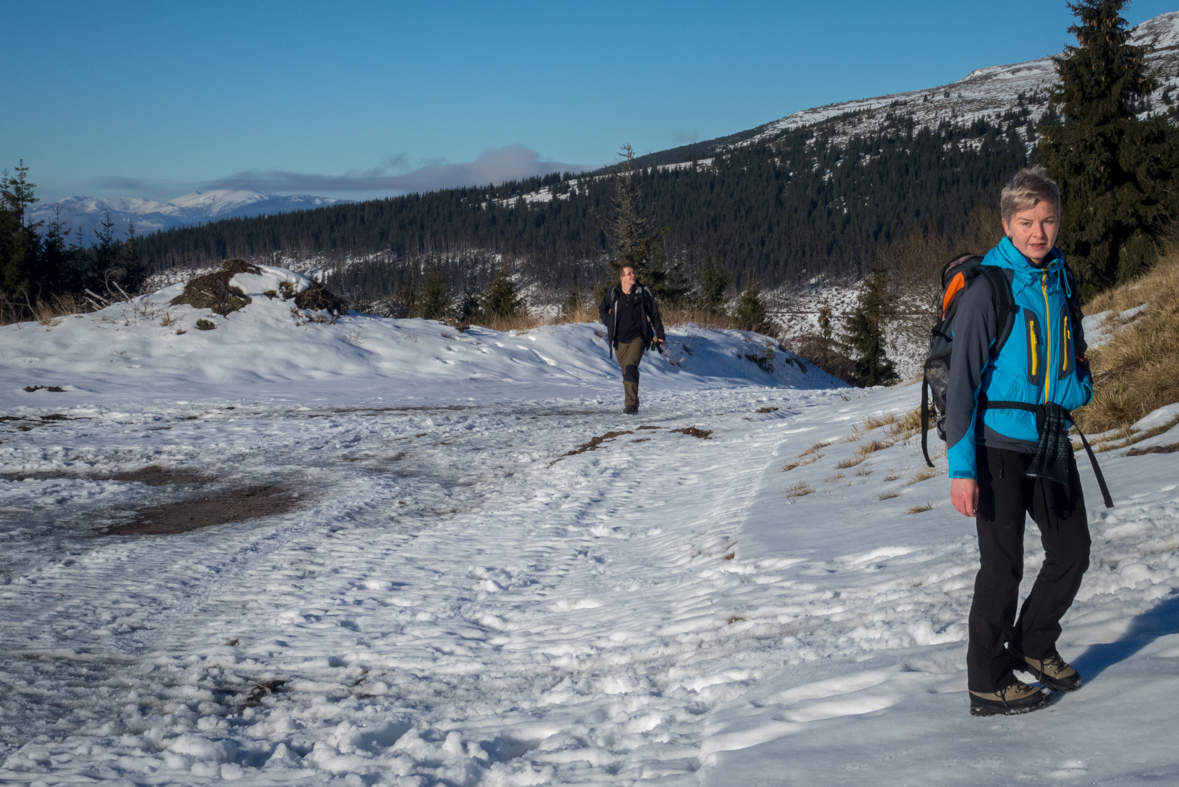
[1,162,41,299]
[114,221,143,294]
[843,268,898,387]
[607,145,685,302]
[483,268,522,319]
[732,282,774,334]
[1038,0,1178,294]
[419,265,450,320]
[697,256,731,315]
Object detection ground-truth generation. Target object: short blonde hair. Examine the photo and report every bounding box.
[1000,166,1061,221]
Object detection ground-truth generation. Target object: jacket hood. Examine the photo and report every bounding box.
[982,237,1067,295]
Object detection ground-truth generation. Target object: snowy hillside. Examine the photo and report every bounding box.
[29,189,346,239]
[742,11,1179,148]
[2,268,1179,785]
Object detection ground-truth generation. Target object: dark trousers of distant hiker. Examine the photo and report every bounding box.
[967,446,1091,693]
[616,337,645,410]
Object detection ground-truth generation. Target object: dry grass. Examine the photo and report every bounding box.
[836,455,865,469]
[825,471,845,483]
[538,303,737,331]
[884,471,901,482]
[1089,414,1179,453]
[1073,247,1179,434]
[785,481,815,498]
[1,293,92,327]
[888,408,926,441]
[858,439,892,456]
[905,466,941,486]
[907,503,935,514]
[477,313,546,333]
[878,490,900,501]
[782,455,821,473]
[799,441,829,457]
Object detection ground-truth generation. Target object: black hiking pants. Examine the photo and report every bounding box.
[967,446,1090,693]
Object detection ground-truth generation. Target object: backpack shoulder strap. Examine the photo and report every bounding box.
[980,265,1018,356]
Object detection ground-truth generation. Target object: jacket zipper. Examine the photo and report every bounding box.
[1041,271,1051,403]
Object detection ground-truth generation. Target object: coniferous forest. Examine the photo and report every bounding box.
[129,111,1033,303]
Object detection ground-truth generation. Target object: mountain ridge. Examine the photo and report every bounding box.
[28,188,348,240]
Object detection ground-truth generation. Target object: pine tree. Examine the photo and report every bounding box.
[1,162,41,298]
[843,268,898,387]
[398,265,420,317]
[1037,0,1179,295]
[114,221,144,294]
[732,282,774,334]
[607,144,645,268]
[697,256,731,315]
[483,267,521,318]
[419,265,450,320]
[93,213,118,292]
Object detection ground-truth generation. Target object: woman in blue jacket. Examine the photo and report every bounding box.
[945,167,1092,717]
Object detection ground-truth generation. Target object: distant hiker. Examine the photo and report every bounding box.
[945,166,1094,717]
[598,265,666,414]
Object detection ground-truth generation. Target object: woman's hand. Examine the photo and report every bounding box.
[951,478,979,517]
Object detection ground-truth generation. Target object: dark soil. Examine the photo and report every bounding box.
[636,425,661,430]
[756,407,779,414]
[106,484,300,536]
[242,680,286,709]
[672,427,713,439]
[23,386,67,393]
[293,281,346,314]
[562,431,633,457]
[171,259,261,316]
[102,465,212,486]
[1,413,84,431]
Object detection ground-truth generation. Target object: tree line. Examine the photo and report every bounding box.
[1,162,145,316]
[133,111,1032,301]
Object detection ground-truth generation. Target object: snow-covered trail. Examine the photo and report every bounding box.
[3,263,1179,785]
[4,380,1179,786]
[0,385,839,784]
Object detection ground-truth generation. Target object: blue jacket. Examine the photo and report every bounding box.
[945,237,1093,478]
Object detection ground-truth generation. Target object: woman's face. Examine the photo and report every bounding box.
[1001,200,1060,266]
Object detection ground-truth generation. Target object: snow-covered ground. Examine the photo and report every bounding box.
[2,267,1178,786]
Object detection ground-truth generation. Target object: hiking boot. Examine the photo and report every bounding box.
[969,680,1052,717]
[1011,648,1082,693]
[623,404,638,414]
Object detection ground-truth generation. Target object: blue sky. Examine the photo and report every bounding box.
[4,0,1176,203]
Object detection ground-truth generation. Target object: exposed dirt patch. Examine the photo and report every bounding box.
[756,407,779,414]
[636,425,661,431]
[561,431,634,457]
[102,465,212,486]
[23,386,67,393]
[329,405,474,416]
[1125,443,1179,456]
[632,438,651,443]
[293,281,346,314]
[242,679,286,709]
[0,470,71,482]
[672,426,713,439]
[171,259,261,316]
[105,484,300,536]
[1,413,85,431]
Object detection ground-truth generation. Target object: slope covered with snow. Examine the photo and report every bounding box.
[1,271,1178,785]
[743,11,1179,148]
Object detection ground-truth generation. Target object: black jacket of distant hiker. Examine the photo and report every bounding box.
[598,284,665,359]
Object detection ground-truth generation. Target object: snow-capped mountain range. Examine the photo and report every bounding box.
[29,189,346,240]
